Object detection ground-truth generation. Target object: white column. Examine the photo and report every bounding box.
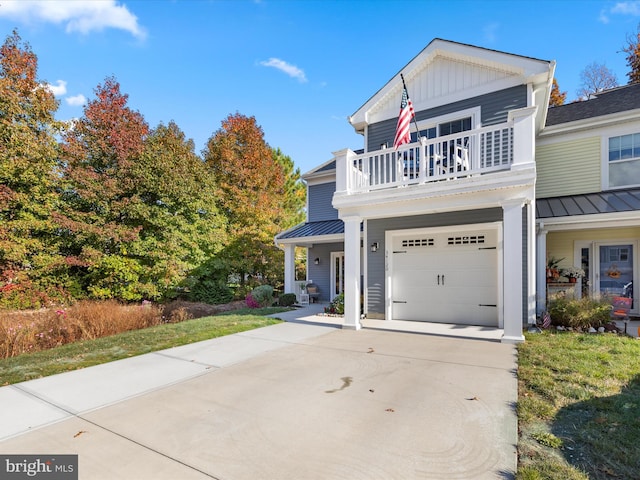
[283,244,296,295]
[502,199,525,343]
[508,106,537,169]
[342,216,362,330]
[527,200,537,325]
[536,224,548,315]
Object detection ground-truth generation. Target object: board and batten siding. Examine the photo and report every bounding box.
[308,182,339,222]
[367,85,527,151]
[366,209,503,317]
[536,137,601,198]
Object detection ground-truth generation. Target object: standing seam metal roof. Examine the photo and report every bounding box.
[536,188,640,218]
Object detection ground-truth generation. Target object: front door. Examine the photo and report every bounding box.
[330,252,345,301]
[596,243,634,307]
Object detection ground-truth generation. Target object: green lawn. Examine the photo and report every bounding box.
[517,331,640,479]
[0,308,286,386]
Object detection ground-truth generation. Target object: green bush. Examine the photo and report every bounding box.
[250,285,274,308]
[329,293,344,315]
[547,296,611,329]
[278,293,297,307]
[189,280,234,304]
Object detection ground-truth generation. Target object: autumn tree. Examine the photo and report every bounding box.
[577,62,618,100]
[0,30,66,307]
[548,78,566,107]
[59,77,151,300]
[622,23,640,84]
[203,113,286,288]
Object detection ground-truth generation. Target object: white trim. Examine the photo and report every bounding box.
[536,210,640,231]
[414,106,482,133]
[330,251,345,301]
[602,130,640,191]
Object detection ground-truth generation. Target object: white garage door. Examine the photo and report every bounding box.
[390,227,498,327]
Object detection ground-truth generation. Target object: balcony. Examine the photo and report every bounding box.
[335,106,537,196]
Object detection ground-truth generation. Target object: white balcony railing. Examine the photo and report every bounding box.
[345,121,519,193]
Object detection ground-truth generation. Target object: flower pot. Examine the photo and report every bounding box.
[569,277,577,283]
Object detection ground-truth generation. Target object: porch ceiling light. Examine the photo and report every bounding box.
[371,242,379,252]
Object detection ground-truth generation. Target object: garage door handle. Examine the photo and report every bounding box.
[393,300,407,304]
[479,304,497,307]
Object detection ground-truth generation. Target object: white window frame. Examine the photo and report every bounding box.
[413,106,482,137]
[601,126,640,190]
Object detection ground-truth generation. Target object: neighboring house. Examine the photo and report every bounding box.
[536,83,640,317]
[276,38,640,343]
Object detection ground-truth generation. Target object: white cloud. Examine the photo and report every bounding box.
[259,58,308,83]
[612,1,640,15]
[44,79,67,96]
[600,1,640,22]
[0,0,146,39]
[65,94,87,107]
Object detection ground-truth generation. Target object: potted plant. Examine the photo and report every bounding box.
[561,266,585,283]
[546,256,564,283]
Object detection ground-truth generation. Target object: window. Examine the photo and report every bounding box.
[608,133,640,188]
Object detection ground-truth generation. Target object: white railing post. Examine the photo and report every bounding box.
[333,148,357,194]
[508,106,537,169]
[419,137,427,183]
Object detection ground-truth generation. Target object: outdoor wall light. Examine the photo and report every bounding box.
[370,242,379,252]
[314,258,320,265]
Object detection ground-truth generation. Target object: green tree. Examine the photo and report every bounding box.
[59,77,150,300]
[127,121,226,298]
[548,78,566,107]
[0,30,66,307]
[272,147,306,229]
[203,113,286,288]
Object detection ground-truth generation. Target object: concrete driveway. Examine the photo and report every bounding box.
[0,309,518,479]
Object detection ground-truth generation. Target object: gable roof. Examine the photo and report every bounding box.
[545,83,640,126]
[349,38,554,134]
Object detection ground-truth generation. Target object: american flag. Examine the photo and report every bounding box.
[393,85,415,149]
[542,311,551,329]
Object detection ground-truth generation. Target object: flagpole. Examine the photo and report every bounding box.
[400,73,421,143]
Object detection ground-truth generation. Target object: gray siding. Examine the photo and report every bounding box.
[367,85,527,152]
[308,182,338,222]
[367,209,503,315]
[307,242,344,302]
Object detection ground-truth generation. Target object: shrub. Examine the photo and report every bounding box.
[329,293,344,315]
[547,296,611,329]
[249,285,274,308]
[245,293,260,309]
[189,279,233,305]
[278,293,297,307]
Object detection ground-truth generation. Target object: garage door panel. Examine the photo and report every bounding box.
[391,228,498,327]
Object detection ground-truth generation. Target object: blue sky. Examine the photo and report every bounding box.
[0,0,638,173]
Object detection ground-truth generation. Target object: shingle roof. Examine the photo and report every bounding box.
[546,83,640,126]
[537,188,640,218]
[276,219,344,240]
